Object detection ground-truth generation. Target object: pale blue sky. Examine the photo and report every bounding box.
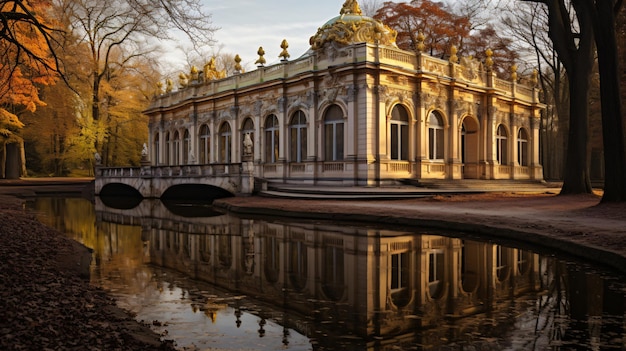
[200,0,370,66]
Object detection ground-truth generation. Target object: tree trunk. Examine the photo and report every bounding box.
[594,1,626,202]
[560,65,593,194]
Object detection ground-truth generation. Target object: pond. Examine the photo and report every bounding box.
[30,197,626,351]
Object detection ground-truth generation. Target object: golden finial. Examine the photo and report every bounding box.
[156,81,163,95]
[255,47,266,67]
[416,32,425,53]
[340,0,362,16]
[449,45,458,64]
[279,39,290,61]
[190,65,198,81]
[485,48,494,70]
[530,68,538,87]
[510,63,518,81]
[165,78,173,93]
[178,72,188,88]
[234,54,242,72]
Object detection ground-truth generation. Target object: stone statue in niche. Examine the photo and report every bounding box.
[243,132,253,156]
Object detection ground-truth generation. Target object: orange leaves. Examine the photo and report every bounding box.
[0,0,59,129]
[375,0,471,58]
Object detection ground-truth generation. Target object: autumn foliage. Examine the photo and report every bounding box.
[0,0,58,139]
[374,0,518,75]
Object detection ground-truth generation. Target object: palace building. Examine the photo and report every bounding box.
[143,0,544,189]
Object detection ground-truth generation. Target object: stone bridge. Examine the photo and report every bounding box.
[94,162,255,199]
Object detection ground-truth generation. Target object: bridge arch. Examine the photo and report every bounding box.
[162,184,234,201]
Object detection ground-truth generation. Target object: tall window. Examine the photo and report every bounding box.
[265,115,279,163]
[323,244,344,301]
[428,111,444,160]
[324,105,344,161]
[517,128,528,166]
[153,133,160,165]
[165,132,171,165]
[264,237,280,283]
[495,245,510,281]
[219,123,232,163]
[428,250,445,298]
[199,124,210,164]
[391,251,410,306]
[496,125,508,165]
[173,131,180,165]
[289,240,307,291]
[241,118,254,157]
[183,129,190,164]
[289,111,307,162]
[390,105,409,160]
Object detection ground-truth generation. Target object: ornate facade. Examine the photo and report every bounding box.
[144,0,544,188]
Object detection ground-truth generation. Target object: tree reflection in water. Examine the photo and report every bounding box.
[31,197,626,351]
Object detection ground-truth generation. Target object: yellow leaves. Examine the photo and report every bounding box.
[0,109,25,130]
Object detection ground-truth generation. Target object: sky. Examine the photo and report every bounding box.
[198,0,356,66]
[162,0,401,71]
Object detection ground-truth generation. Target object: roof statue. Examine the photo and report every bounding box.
[309,0,396,51]
[204,57,226,81]
[340,0,362,15]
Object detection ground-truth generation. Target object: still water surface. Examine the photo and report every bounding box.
[30,197,626,350]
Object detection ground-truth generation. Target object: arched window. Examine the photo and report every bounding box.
[289,111,307,163]
[173,131,181,165]
[265,115,279,163]
[219,123,232,163]
[199,124,210,164]
[324,105,344,161]
[165,132,171,165]
[183,129,191,164]
[153,133,160,165]
[241,118,254,157]
[390,105,409,160]
[428,111,444,160]
[496,125,508,165]
[517,128,528,166]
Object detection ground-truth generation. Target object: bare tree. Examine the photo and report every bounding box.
[501,3,568,180]
[53,0,217,160]
[518,0,595,195]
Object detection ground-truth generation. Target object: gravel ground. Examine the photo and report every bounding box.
[0,196,176,351]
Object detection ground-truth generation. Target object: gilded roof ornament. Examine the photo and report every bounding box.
[340,0,362,16]
[234,54,242,72]
[485,48,494,70]
[415,32,425,53]
[204,57,226,81]
[449,45,458,64]
[309,0,396,51]
[255,46,266,66]
[279,39,290,61]
[510,63,518,81]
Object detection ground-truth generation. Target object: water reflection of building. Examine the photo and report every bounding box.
[146,216,542,346]
[77,197,626,349]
